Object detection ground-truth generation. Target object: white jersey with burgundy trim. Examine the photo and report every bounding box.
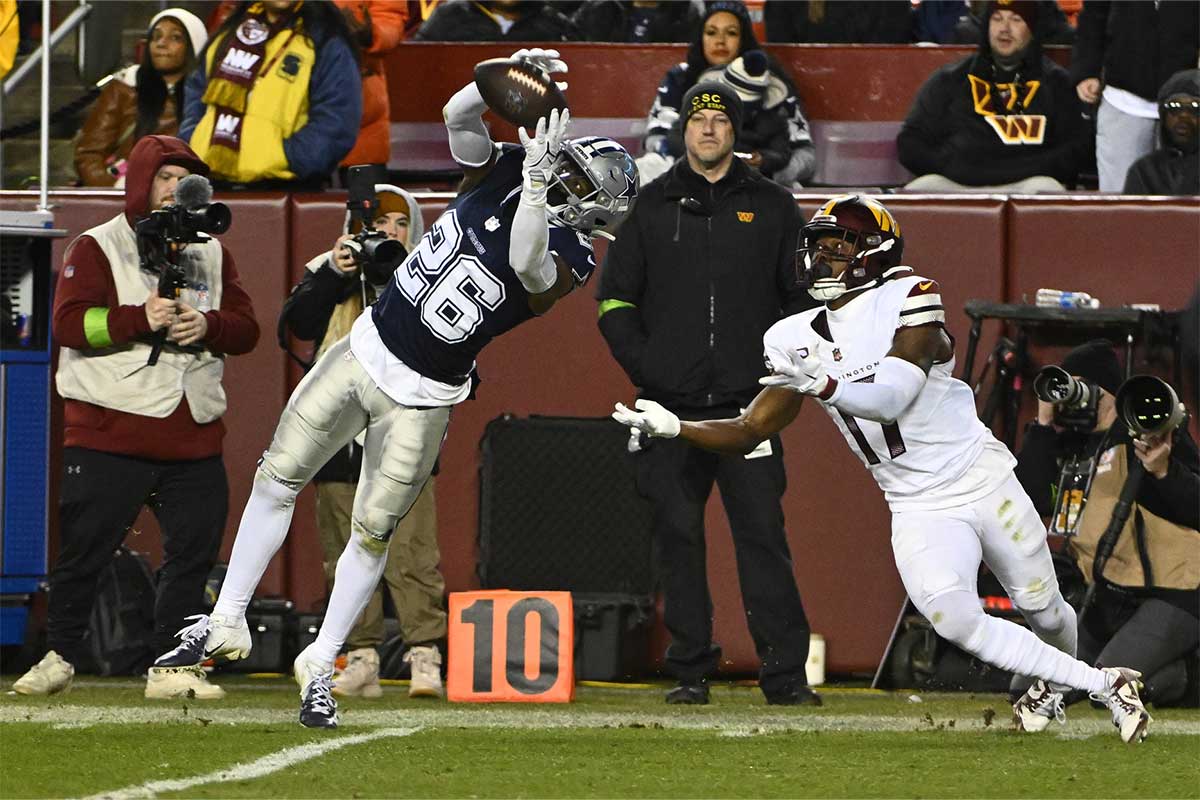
[764,271,1015,511]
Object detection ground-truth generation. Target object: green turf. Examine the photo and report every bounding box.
[2,677,1198,799]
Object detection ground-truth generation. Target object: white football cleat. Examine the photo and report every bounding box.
[1092,667,1152,743]
[404,645,444,699]
[153,613,253,668]
[1012,679,1066,733]
[332,647,383,699]
[144,666,225,700]
[12,651,74,696]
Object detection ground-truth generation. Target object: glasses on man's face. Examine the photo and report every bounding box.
[1161,99,1200,114]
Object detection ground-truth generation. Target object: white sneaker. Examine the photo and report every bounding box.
[1012,679,1066,733]
[294,645,338,729]
[153,613,253,668]
[12,651,74,696]
[332,647,383,698]
[145,666,226,700]
[404,645,444,699]
[1091,667,1152,743]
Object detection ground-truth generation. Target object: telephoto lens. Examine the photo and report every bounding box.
[1033,365,1090,407]
[1115,375,1187,437]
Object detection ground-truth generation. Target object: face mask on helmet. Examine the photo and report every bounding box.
[795,197,904,302]
[545,138,639,241]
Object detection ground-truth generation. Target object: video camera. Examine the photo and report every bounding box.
[1032,365,1099,431]
[344,165,407,286]
[135,173,231,365]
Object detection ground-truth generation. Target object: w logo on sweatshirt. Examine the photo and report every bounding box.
[984,114,1046,144]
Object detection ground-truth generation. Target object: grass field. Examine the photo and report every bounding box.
[2,676,1198,799]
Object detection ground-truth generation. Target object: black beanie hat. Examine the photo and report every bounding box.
[681,81,744,137]
[1061,339,1123,395]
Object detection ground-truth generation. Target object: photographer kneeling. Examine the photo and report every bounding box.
[280,181,448,700]
[1014,340,1200,709]
[14,135,260,700]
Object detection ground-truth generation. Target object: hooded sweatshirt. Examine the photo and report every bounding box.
[52,135,260,460]
[897,17,1090,186]
[1123,70,1200,195]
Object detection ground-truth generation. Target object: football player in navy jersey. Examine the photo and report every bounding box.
[152,48,638,728]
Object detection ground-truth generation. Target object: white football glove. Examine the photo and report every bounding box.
[759,349,834,397]
[612,399,681,439]
[510,47,569,91]
[518,108,570,201]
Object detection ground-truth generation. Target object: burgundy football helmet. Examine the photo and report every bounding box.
[797,195,905,302]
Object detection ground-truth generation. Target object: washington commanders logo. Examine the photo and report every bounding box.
[968,74,1046,145]
[737,211,754,223]
[236,18,270,46]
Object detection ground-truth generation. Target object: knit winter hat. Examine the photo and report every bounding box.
[986,0,1037,33]
[681,81,744,136]
[148,8,208,57]
[1062,339,1123,396]
[699,50,770,113]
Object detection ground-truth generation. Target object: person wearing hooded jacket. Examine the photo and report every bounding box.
[74,8,208,187]
[279,185,447,700]
[897,0,1089,192]
[12,135,260,701]
[1124,70,1200,196]
[638,0,815,187]
[598,82,819,707]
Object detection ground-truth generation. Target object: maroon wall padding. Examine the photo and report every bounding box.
[386,43,1071,125]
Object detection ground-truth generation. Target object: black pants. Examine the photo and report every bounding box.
[47,448,228,666]
[634,433,811,697]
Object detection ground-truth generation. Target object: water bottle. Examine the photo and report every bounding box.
[1035,288,1100,309]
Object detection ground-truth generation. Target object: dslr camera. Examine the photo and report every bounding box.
[1033,365,1099,431]
[344,165,407,286]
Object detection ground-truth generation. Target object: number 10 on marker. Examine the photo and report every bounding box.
[446,591,575,703]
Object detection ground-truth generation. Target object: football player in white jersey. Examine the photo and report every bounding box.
[613,195,1153,743]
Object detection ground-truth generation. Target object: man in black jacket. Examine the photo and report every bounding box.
[1124,69,1200,195]
[1071,1,1199,192]
[597,82,819,706]
[897,0,1089,192]
[1012,341,1200,712]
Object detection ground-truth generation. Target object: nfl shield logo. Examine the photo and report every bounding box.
[833,348,843,361]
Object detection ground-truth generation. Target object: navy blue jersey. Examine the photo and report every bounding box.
[371,145,596,384]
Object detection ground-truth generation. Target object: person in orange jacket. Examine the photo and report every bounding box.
[334,0,408,171]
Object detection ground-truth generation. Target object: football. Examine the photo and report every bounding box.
[473,57,569,129]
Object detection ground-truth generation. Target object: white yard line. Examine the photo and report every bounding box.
[80,726,421,800]
[4,704,1199,737]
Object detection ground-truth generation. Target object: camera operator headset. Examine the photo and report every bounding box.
[276,177,450,699]
[1014,339,1200,707]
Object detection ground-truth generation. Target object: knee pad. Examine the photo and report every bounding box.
[350,516,392,555]
[926,591,988,649]
[252,465,301,510]
[1009,573,1062,615]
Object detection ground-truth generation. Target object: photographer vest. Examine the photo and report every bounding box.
[56,213,229,423]
[1071,443,1200,591]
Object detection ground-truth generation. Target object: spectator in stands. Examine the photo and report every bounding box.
[1123,69,1199,196]
[1071,1,1199,193]
[415,0,579,41]
[180,0,362,190]
[640,0,815,187]
[897,0,1088,192]
[74,9,207,188]
[334,1,408,177]
[572,0,702,43]
[946,0,1075,46]
[765,0,911,43]
[597,82,820,708]
[280,184,447,700]
[1012,341,1200,709]
[0,0,17,80]
[11,135,259,701]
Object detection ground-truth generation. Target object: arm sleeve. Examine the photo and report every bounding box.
[596,218,649,386]
[178,56,208,144]
[443,81,493,167]
[1068,1,1108,85]
[1136,428,1200,531]
[282,37,362,178]
[897,73,951,176]
[52,236,150,348]
[1014,423,1064,516]
[508,200,557,294]
[280,256,356,341]
[74,82,125,187]
[202,245,260,355]
[826,356,927,424]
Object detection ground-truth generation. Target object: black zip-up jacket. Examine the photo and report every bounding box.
[596,156,812,413]
[1070,1,1199,102]
[897,26,1089,186]
[279,262,363,483]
